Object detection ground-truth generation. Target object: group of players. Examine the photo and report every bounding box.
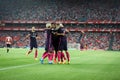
[40,23,70,64]
[5,23,70,64]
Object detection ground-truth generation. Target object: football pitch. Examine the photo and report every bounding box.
[0,48,120,80]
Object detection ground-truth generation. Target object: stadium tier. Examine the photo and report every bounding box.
[0,0,120,50]
[0,0,120,21]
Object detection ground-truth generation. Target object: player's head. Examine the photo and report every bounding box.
[32,26,35,32]
[55,23,60,29]
[59,23,64,27]
[46,23,51,28]
[51,23,56,28]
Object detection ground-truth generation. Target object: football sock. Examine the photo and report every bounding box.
[66,51,70,62]
[42,52,48,59]
[57,52,61,62]
[48,53,51,61]
[34,50,38,58]
[54,53,57,60]
[48,53,54,61]
[42,52,47,57]
[61,52,66,60]
[41,52,48,59]
[50,53,54,61]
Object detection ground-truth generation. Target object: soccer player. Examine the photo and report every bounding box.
[80,31,85,51]
[57,23,70,64]
[50,23,59,64]
[40,23,54,64]
[24,26,40,60]
[5,36,12,53]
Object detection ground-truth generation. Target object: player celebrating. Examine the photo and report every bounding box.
[57,23,70,64]
[40,23,54,64]
[51,23,61,64]
[5,36,12,53]
[24,26,40,60]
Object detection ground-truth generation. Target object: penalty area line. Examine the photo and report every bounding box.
[0,63,39,71]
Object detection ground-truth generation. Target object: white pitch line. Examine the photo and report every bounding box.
[0,63,39,71]
[0,57,81,71]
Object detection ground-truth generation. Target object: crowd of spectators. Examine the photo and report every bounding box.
[0,0,120,21]
[112,33,120,50]
[0,31,119,50]
[0,31,45,48]
[65,24,120,29]
[80,32,110,50]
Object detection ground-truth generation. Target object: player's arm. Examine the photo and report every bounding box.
[35,33,41,40]
[36,36,41,40]
[56,29,69,36]
[52,31,64,36]
[44,27,51,30]
[56,32,65,36]
[23,34,30,41]
[65,29,69,33]
[10,37,13,44]
[25,34,30,39]
[81,30,85,34]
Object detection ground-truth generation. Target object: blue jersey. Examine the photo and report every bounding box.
[45,29,51,43]
[58,27,67,40]
[45,29,53,52]
[29,31,37,44]
[29,31,38,50]
[58,27,68,51]
[51,28,60,51]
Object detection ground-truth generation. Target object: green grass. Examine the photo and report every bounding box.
[0,48,120,80]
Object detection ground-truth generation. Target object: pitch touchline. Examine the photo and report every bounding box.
[0,63,39,71]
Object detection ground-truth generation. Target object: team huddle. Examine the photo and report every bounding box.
[40,23,70,64]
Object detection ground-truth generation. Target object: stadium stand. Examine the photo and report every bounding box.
[0,0,120,50]
[0,0,120,21]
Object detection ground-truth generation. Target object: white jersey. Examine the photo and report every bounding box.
[5,36,12,44]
